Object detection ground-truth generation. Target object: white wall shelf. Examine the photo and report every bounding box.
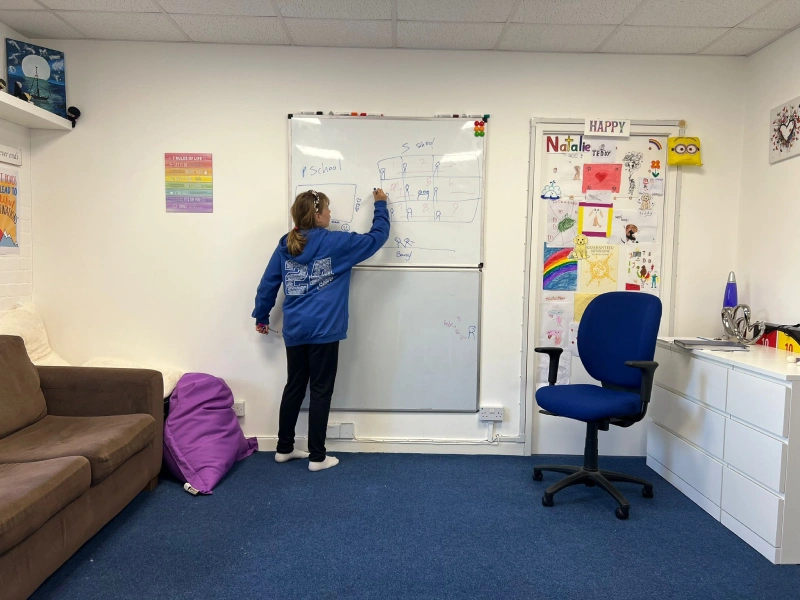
[0,91,71,131]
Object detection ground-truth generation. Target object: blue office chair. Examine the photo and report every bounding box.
[534,292,661,519]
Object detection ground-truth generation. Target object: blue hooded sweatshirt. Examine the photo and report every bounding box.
[252,201,390,347]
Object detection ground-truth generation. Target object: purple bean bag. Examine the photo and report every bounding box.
[163,373,258,494]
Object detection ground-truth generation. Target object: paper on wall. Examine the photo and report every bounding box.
[537,349,572,386]
[569,321,580,356]
[611,210,657,245]
[574,293,599,322]
[579,245,618,293]
[585,138,618,163]
[545,199,579,248]
[539,303,573,349]
[638,177,664,195]
[619,244,662,296]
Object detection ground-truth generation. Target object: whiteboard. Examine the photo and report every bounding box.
[290,116,486,267]
[302,269,480,412]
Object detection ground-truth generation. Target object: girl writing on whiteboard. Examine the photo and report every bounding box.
[253,188,390,472]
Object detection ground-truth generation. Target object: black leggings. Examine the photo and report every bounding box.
[276,341,339,462]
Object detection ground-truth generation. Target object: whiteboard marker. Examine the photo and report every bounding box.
[435,114,460,118]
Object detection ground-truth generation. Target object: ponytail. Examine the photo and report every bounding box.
[288,190,329,256]
[287,228,306,256]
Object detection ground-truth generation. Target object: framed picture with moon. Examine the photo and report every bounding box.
[5,38,66,119]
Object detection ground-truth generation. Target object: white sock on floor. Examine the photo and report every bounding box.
[308,456,339,472]
[274,450,309,463]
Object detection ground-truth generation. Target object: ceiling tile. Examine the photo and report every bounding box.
[398,0,518,23]
[628,0,774,28]
[499,23,616,52]
[57,11,187,41]
[398,21,503,50]
[0,0,44,9]
[286,18,390,47]
[0,10,84,38]
[41,0,159,11]
[600,25,727,54]
[700,27,785,55]
[276,0,391,20]
[740,0,800,30]
[158,0,276,16]
[172,14,289,44]
[514,0,640,25]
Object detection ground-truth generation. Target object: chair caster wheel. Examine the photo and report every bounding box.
[533,469,543,481]
[642,486,654,498]
[615,506,629,520]
[542,494,554,507]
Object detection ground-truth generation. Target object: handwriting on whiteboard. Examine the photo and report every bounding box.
[444,318,477,341]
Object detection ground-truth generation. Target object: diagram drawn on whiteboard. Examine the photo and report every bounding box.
[377,154,481,223]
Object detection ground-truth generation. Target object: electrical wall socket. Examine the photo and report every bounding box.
[339,423,354,439]
[327,423,341,439]
[232,401,245,418]
[479,407,504,422]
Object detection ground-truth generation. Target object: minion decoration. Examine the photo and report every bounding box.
[667,136,702,166]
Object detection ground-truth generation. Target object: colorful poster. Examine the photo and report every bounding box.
[539,303,573,349]
[619,245,661,295]
[166,153,213,213]
[579,245,618,293]
[0,166,19,254]
[612,210,657,245]
[582,163,622,193]
[543,245,578,291]
[578,202,613,237]
[545,199,579,248]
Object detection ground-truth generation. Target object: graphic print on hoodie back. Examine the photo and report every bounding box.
[253,201,390,347]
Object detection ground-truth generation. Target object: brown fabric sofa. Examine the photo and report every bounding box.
[0,335,164,600]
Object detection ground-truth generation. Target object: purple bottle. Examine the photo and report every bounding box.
[723,271,738,308]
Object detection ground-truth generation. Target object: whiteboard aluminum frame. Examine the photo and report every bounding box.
[287,114,487,413]
[521,118,684,455]
[287,114,487,269]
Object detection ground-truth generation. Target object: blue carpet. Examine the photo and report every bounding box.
[30,453,800,600]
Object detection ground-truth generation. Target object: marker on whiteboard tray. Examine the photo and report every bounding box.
[435,114,460,118]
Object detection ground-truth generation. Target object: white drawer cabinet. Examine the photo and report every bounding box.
[648,339,800,564]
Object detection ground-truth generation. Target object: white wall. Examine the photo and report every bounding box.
[737,28,800,325]
[30,41,745,456]
[0,24,31,314]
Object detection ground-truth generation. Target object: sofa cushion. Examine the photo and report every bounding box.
[0,335,47,439]
[0,456,91,554]
[0,414,156,485]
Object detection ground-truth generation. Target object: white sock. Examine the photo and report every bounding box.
[274,449,309,463]
[308,456,339,472]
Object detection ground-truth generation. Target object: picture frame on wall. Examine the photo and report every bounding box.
[770,95,800,164]
[5,38,67,119]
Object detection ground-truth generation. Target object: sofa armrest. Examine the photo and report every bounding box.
[37,366,163,424]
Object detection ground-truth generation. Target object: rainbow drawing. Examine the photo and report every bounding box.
[543,245,577,291]
[648,138,662,150]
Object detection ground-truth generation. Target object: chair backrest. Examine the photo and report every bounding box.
[578,292,662,389]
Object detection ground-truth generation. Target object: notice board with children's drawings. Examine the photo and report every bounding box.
[525,119,683,392]
[289,116,486,267]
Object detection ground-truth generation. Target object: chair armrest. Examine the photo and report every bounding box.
[624,361,659,405]
[534,347,564,386]
[37,366,164,424]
